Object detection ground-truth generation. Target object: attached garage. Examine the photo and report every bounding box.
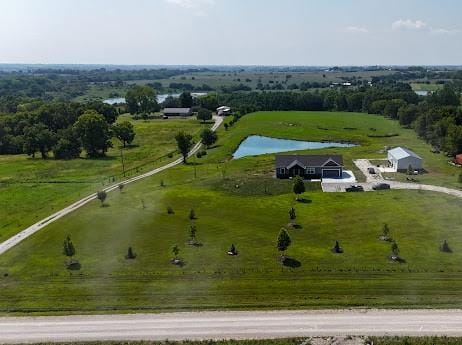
[322,169,341,178]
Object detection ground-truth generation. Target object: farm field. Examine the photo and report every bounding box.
[0,116,207,240]
[0,111,462,314]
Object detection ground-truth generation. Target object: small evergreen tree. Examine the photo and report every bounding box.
[224,123,229,131]
[189,224,197,242]
[172,245,180,259]
[63,235,75,258]
[125,246,136,259]
[288,207,296,221]
[440,240,452,253]
[332,240,343,254]
[189,209,196,220]
[167,206,174,214]
[229,244,238,255]
[277,228,291,257]
[391,241,399,255]
[293,176,305,201]
[118,183,124,192]
[96,190,107,206]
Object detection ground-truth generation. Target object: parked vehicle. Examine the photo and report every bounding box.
[345,185,364,192]
[372,183,390,190]
[368,167,376,174]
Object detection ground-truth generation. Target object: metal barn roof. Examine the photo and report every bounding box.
[388,147,422,160]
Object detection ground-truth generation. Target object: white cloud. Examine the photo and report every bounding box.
[165,0,214,16]
[392,19,427,31]
[345,26,368,33]
[430,27,460,35]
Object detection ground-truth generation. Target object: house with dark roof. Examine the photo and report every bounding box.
[275,154,343,179]
[162,108,193,116]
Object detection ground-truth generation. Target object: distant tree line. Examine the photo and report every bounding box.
[198,82,462,156]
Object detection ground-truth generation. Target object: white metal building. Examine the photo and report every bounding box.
[387,147,423,172]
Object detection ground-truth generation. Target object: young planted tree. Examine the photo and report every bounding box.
[175,131,193,163]
[440,240,452,253]
[189,209,196,220]
[380,223,391,241]
[224,123,229,131]
[332,240,343,254]
[228,244,238,256]
[189,224,198,245]
[125,246,137,259]
[391,241,399,256]
[172,245,180,260]
[277,228,291,259]
[96,190,107,206]
[200,128,218,148]
[293,176,305,201]
[63,235,76,259]
[118,183,124,192]
[288,207,296,221]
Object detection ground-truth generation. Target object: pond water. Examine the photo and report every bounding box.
[232,135,356,159]
[103,92,208,105]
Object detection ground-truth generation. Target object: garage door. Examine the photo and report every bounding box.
[322,169,340,178]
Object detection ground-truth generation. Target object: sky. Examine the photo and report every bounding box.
[0,0,461,66]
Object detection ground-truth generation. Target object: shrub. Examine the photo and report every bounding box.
[189,209,196,220]
[440,240,452,253]
[196,151,203,158]
[167,206,174,214]
[125,247,137,259]
[96,190,107,206]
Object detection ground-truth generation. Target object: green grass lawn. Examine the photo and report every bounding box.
[0,115,206,240]
[0,111,462,314]
[410,83,443,92]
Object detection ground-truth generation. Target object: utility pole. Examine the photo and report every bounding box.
[120,148,126,177]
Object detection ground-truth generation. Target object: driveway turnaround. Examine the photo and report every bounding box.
[0,116,223,256]
[1,309,462,343]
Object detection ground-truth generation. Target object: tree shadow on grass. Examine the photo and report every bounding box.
[282,257,302,268]
[296,198,312,204]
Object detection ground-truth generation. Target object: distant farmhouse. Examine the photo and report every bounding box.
[276,154,343,179]
[387,147,423,172]
[162,108,192,117]
[216,106,231,116]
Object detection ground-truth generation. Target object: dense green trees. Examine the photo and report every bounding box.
[197,108,212,123]
[125,85,159,115]
[112,121,136,147]
[74,111,112,157]
[179,92,193,108]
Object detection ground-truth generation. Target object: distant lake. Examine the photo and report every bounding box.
[233,135,356,159]
[103,92,208,105]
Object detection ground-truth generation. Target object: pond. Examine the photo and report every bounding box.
[103,92,208,105]
[232,135,356,159]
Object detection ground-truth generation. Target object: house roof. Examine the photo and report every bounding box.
[276,155,343,168]
[163,108,192,114]
[388,147,422,160]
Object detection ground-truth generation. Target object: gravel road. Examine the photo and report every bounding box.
[1,309,462,343]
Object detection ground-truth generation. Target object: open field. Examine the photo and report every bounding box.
[410,83,444,92]
[0,116,207,240]
[0,111,462,314]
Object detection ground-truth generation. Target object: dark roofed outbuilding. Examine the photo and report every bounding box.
[162,108,193,116]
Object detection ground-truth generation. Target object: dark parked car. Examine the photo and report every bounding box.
[368,167,376,174]
[345,185,364,192]
[372,183,390,190]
